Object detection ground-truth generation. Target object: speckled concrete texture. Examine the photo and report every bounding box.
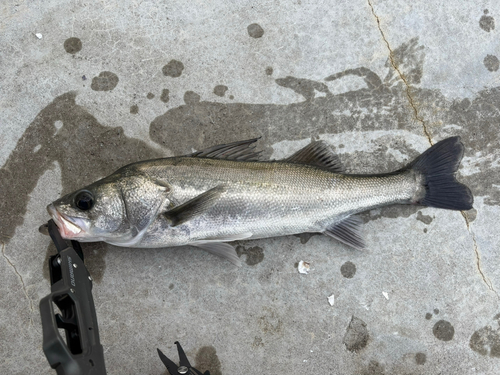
[1,1,500,374]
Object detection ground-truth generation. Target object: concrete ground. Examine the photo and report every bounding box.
[1,1,500,374]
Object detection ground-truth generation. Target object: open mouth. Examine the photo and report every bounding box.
[47,204,83,239]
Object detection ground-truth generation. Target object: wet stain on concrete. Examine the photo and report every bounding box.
[236,245,264,265]
[265,66,273,76]
[247,23,264,38]
[343,316,369,352]
[195,346,222,375]
[168,283,174,290]
[466,208,477,222]
[294,232,319,244]
[432,320,454,341]
[160,89,170,103]
[470,314,500,357]
[213,85,228,97]
[415,352,426,364]
[363,360,385,374]
[162,60,184,78]
[149,38,500,208]
[0,92,163,280]
[91,71,119,91]
[484,54,499,72]
[275,76,330,101]
[229,95,234,100]
[480,10,495,32]
[63,37,82,54]
[130,104,139,114]
[340,261,356,278]
[434,308,440,315]
[184,91,201,105]
[147,92,155,99]
[416,211,433,224]
[425,313,432,320]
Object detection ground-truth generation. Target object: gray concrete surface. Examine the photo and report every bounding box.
[1,1,500,374]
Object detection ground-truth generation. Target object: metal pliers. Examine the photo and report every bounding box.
[157,342,210,375]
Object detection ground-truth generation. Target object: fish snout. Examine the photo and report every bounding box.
[46,203,83,239]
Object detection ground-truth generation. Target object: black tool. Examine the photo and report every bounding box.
[40,219,107,375]
[158,342,209,375]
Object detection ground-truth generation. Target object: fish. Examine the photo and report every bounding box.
[46,136,473,266]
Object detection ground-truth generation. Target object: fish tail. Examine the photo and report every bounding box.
[407,136,473,210]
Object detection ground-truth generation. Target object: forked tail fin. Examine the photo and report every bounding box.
[408,136,473,210]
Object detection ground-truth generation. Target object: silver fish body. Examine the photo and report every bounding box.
[47,137,473,265]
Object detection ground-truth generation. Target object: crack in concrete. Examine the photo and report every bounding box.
[367,0,496,298]
[1,242,35,324]
[461,212,499,299]
[367,0,433,145]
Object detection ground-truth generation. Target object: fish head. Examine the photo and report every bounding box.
[47,173,170,244]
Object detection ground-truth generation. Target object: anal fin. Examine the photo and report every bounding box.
[323,216,365,250]
[193,242,242,267]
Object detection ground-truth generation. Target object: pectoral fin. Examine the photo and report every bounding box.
[193,242,242,267]
[323,216,365,250]
[164,186,225,226]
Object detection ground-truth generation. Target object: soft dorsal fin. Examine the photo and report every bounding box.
[164,186,225,226]
[190,138,262,161]
[285,141,344,172]
[323,215,365,249]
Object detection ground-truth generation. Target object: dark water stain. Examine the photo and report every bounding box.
[184,91,201,105]
[236,245,264,265]
[213,85,228,97]
[162,60,184,78]
[247,23,264,38]
[425,313,432,320]
[149,38,500,207]
[432,320,454,341]
[0,92,164,280]
[466,208,477,222]
[484,55,499,72]
[63,37,82,54]
[147,92,155,99]
[434,308,440,315]
[480,10,495,32]
[363,360,385,375]
[416,211,433,225]
[275,76,330,101]
[343,316,369,352]
[130,104,139,114]
[229,95,234,100]
[415,352,426,365]
[160,89,170,103]
[470,314,500,357]
[168,283,174,289]
[195,346,221,375]
[340,261,356,278]
[91,71,119,91]
[265,66,273,76]
[293,232,320,244]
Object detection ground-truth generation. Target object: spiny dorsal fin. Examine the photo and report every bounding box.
[285,141,344,173]
[190,138,262,161]
[323,215,365,250]
[164,186,225,226]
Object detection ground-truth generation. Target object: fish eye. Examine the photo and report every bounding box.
[74,190,94,211]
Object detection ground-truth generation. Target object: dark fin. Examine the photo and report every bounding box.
[164,186,224,226]
[193,242,242,267]
[190,138,262,161]
[285,141,344,173]
[323,216,365,250]
[408,136,473,210]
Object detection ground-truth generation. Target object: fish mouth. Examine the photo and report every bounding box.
[47,204,84,239]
